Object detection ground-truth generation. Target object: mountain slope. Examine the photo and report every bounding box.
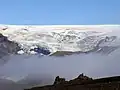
[0,33,20,64]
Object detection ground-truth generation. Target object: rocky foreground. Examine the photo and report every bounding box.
[25,74,120,90]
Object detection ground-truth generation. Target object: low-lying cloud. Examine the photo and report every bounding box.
[0,49,120,85]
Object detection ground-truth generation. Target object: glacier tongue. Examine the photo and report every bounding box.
[0,25,120,55]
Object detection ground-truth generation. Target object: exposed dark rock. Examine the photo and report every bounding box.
[70,73,93,82]
[32,47,51,55]
[2,27,8,30]
[0,33,20,63]
[24,74,120,90]
[53,76,66,85]
[0,33,20,54]
[50,51,82,56]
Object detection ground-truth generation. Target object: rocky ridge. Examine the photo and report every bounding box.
[25,74,120,90]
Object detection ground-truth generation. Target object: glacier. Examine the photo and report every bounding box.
[0,24,120,56]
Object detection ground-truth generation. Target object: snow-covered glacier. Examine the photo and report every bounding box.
[0,24,120,56]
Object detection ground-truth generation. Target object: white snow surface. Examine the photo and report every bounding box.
[0,24,120,54]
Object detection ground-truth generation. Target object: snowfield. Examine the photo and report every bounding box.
[0,24,120,55]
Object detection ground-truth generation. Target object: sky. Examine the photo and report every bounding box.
[0,0,120,25]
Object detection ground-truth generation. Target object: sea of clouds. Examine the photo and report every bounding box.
[0,48,120,82]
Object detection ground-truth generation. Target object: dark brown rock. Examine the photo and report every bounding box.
[24,74,120,90]
[53,76,66,85]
